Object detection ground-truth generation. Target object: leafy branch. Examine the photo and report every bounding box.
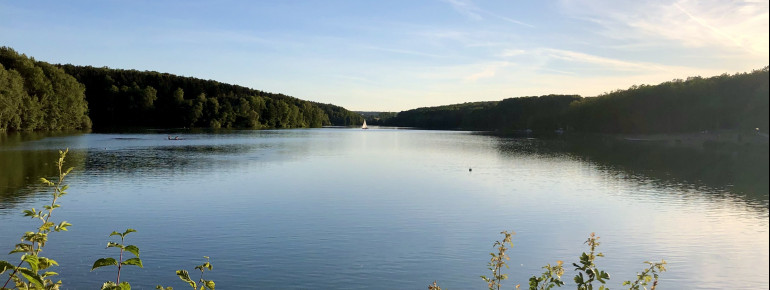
[1,149,72,290]
[91,229,144,290]
[572,233,610,290]
[622,260,667,290]
[480,230,519,290]
[157,257,215,290]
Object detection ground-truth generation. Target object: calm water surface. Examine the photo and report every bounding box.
[1,128,767,289]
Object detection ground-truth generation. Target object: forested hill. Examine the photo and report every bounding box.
[1,46,363,131]
[569,68,768,134]
[0,47,91,131]
[384,67,769,135]
[383,95,580,131]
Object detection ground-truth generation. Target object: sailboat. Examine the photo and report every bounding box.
[362,119,368,129]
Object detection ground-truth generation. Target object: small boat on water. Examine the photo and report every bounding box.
[362,120,368,129]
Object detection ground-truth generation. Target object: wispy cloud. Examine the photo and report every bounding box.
[485,11,535,28]
[441,0,534,27]
[464,61,514,82]
[668,1,768,55]
[499,49,526,57]
[359,45,447,58]
[542,48,666,72]
[442,0,483,20]
[557,0,769,58]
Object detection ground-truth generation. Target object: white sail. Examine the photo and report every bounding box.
[362,119,368,129]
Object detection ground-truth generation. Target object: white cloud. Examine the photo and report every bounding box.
[543,48,664,71]
[557,0,769,59]
[500,49,526,57]
[464,61,513,82]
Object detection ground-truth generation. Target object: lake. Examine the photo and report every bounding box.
[1,128,768,289]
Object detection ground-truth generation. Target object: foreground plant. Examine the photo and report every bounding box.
[2,150,218,290]
[529,260,565,290]
[91,229,144,290]
[622,260,667,290]
[427,280,442,290]
[572,233,610,290]
[0,149,73,290]
[437,231,667,290]
[480,230,519,290]
[157,257,215,290]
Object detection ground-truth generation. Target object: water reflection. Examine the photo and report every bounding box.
[3,131,767,211]
[0,130,317,209]
[0,131,89,208]
[493,136,769,209]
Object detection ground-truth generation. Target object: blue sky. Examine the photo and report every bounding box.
[1,0,767,111]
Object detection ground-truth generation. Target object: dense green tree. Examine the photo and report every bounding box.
[0,64,26,131]
[0,47,90,131]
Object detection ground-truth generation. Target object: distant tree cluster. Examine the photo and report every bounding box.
[311,102,364,126]
[383,101,499,129]
[59,65,361,129]
[358,111,398,125]
[568,67,769,134]
[386,68,769,135]
[0,47,91,131]
[385,95,580,133]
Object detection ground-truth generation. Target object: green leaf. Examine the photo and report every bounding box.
[40,221,55,231]
[39,178,54,186]
[119,281,132,290]
[22,254,39,272]
[91,258,118,271]
[42,271,58,277]
[107,242,123,249]
[37,257,59,270]
[110,231,123,237]
[102,281,117,290]
[122,257,143,268]
[0,260,15,274]
[123,229,137,236]
[10,243,33,254]
[18,267,44,288]
[177,270,196,289]
[125,245,140,257]
[23,208,37,217]
[203,280,215,290]
[54,221,72,232]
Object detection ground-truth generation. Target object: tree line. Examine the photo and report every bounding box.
[568,68,768,134]
[383,67,769,135]
[382,95,581,133]
[0,47,91,131]
[1,46,363,131]
[3,46,766,135]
